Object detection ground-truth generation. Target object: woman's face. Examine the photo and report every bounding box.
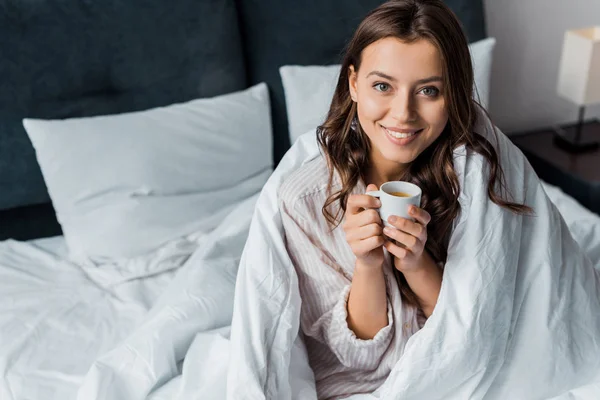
[349,37,448,177]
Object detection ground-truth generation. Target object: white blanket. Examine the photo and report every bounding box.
[76,193,259,400]
[0,236,180,400]
[76,123,600,400]
[227,121,600,399]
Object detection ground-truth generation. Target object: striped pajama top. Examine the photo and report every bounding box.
[278,156,425,400]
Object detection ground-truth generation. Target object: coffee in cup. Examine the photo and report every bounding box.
[389,191,411,198]
[366,181,422,225]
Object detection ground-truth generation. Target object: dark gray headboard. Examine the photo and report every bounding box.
[0,0,486,240]
[0,0,246,211]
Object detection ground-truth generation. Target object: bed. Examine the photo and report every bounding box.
[0,1,598,399]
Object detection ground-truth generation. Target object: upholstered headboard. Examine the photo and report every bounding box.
[0,0,486,240]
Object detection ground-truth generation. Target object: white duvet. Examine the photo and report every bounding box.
[7,123,596,399]
[226,121,600,399]
[0,193,259,400]
[71,122,600,400]
[0,237,180,400]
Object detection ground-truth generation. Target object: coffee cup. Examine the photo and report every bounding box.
[366,181,422,226]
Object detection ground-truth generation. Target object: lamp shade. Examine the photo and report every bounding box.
[556,26,600,106]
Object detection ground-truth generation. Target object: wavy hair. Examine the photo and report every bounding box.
[317,0,532,305]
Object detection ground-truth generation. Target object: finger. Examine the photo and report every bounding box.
[352,236,385,256]
[387,216,426,239]
[366,183,378,192]
[408,206,431,226]
[346,194,381,215]
[346,223,383,242]
[344,209,381,230]
[383,226,421,251]
[384,240,409,259]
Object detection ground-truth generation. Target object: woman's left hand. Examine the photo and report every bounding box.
[383,206,431,273]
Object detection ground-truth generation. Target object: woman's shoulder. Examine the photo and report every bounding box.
[278,156,334,211]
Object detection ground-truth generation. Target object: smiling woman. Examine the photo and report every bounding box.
[277,0,532,399]
[316,0,532,309]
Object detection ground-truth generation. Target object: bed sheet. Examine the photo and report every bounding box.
[541,181,600,262]
[0,234,186,400]
[0,189,261,400]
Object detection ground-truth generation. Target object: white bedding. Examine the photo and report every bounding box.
[226,128,600,400]
[0,192,259,400]
[0,142,599,400]
[0,235,180,400]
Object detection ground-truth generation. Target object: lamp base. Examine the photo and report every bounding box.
[552,124,600,154]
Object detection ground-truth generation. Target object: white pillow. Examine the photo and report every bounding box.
[280,37,496,144]
[469,37,496,110]
[23,83,272,263]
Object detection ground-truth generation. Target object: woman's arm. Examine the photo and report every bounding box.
[279,194,394,370]
[401,251,442,318]
[347,261,389,339]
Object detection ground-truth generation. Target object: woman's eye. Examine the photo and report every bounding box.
[419,86,440,97]
[373,82,391,92]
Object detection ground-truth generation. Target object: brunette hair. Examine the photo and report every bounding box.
[317,0,532,305]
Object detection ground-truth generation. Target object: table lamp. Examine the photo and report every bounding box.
[555,26,600,153]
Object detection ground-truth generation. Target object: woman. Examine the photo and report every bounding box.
[278,0,530,399]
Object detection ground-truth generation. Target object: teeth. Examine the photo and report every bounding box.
[384,127,418,139]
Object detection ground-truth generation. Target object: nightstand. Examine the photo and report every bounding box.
[510,119,600,215]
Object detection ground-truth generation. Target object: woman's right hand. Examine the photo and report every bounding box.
[343,184,385,269]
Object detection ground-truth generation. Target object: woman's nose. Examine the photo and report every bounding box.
[390,92,418,123]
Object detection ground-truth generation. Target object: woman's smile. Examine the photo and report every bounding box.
[380,123,424,146]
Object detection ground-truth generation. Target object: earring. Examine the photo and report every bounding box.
[350,116,358,132]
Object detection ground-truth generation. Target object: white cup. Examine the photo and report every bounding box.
[366,181,422,226]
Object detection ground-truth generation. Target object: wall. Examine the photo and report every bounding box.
[485,0,600,134]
